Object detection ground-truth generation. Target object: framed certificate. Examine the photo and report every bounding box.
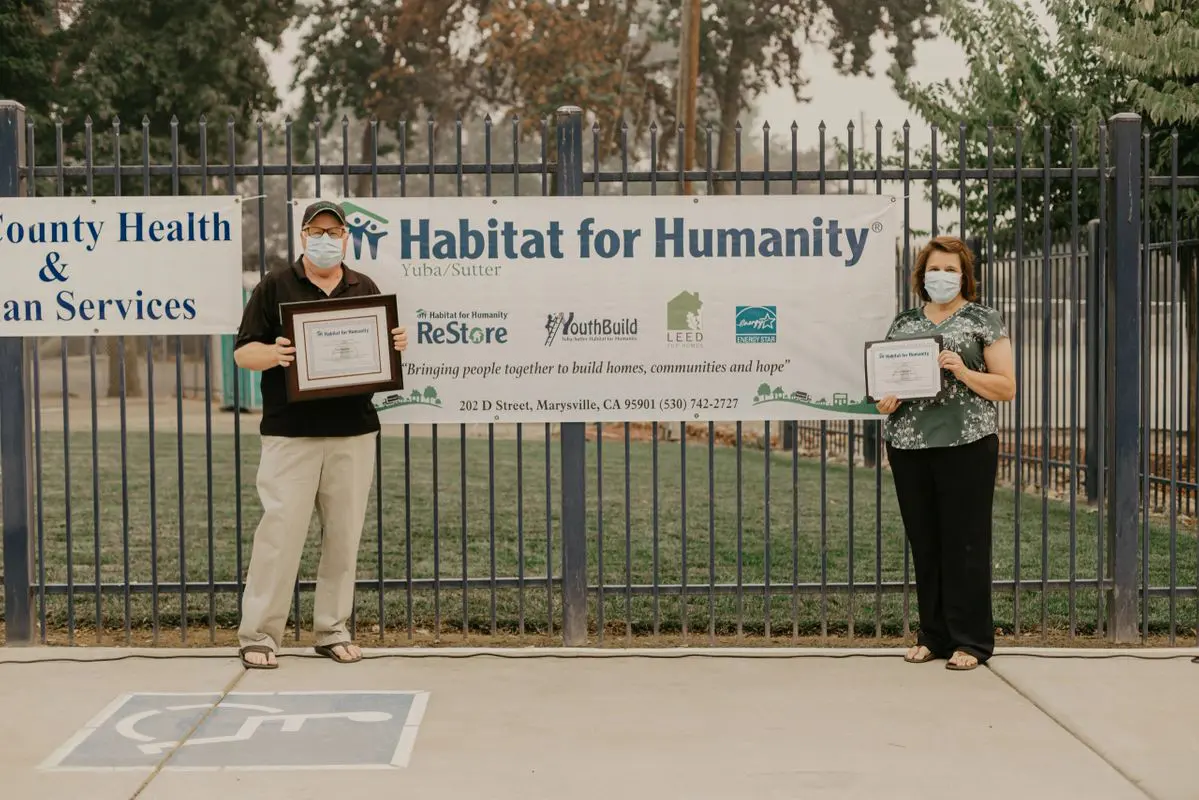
[864,335,943,402]
[279,294,403,402]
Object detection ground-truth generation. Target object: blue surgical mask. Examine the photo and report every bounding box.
[924,270,962,304]
[305,234,343,269]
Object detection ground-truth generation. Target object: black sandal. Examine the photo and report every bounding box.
[240,645,278,670]
[314,641,362,663]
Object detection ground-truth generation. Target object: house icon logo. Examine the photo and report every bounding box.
[666,290,703,348]
[341,202,389,260]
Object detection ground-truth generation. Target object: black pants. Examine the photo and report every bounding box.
[886,434,999,662]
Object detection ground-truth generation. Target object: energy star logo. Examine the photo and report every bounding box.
[341,202,389,260]
[735,305,777,343]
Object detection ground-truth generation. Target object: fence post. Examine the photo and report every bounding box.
[555,105,589,646]
[1104,113,1142,643]
[1085,218,1102,503]
[0,100,35,645]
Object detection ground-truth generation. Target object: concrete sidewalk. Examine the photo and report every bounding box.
[1,646,1195,800]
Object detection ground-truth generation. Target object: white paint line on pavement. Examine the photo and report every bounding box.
[391,691,432,768]
[38,693,141,770]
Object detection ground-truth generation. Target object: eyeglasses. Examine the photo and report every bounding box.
[303,225,347,239]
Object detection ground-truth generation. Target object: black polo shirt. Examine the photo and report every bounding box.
[235,259,384,438]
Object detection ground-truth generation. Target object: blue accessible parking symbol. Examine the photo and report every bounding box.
[40,691,429,771]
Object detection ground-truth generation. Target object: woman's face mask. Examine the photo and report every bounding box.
[924,269,962,304]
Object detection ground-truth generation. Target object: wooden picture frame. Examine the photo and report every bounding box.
[279,293,403,402]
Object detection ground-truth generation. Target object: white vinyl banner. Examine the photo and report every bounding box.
[292,194,898,423]
[0,196,244,335]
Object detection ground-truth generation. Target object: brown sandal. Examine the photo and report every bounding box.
[904,646,936,663]
[314,641,362,663]
[240,645,278,670]
[946,651,980,670]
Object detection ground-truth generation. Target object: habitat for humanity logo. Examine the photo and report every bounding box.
[665,290,703,348]
[735,305,777,343]
[544,312,639,345]
[416,308,509,345]
[341,202,389,260]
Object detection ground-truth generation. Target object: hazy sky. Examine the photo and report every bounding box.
[266,4,1051,139]
[262,3,1054,230]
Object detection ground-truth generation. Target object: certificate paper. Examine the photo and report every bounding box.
[302,316,383,381]
[864,336,943,401]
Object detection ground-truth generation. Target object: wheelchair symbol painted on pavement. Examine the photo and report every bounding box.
[115,703,394,755]
[41,691,429,771]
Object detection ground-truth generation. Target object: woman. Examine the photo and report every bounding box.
[876,235,1016,671]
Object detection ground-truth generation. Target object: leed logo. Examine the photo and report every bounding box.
[665,290,703,348]
[341,201,389,260]
[735,305,777,343]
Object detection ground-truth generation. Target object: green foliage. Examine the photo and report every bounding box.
[0,1,58,116]
[887,0,1199,246]
[1092,0,1199,126]
[1090,0,1199,208]
[8,0,294,196]
[879,0,1128,247]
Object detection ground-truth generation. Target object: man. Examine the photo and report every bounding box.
[232,199,407,669]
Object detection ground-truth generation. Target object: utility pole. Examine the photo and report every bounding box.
[676,0,701,194]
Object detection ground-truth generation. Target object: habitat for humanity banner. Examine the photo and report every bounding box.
[0,196,244,335]
[292,194,897,423]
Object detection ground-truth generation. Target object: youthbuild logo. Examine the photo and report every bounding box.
[544,312,639,345]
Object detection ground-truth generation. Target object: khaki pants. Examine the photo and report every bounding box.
[237,432,377,652]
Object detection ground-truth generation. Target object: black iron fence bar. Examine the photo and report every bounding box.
[3,104,1198,649]
[0,100,36,644]
[30,578,1198,599]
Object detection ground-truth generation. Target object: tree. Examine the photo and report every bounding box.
[653,0,938,192]
[472,0,671,160]
[894,0,1199,491]
[292,0,485,196]
[0,1,59,118]
[1090,0,1199,484]
[28,0,297,396]
[888,0,1128,246]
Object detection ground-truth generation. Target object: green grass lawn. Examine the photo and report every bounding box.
[12,429,1198,641]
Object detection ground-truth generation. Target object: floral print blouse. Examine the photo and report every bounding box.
[881,302,1008,450]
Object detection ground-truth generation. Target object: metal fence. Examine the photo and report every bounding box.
[1,102,1196,649]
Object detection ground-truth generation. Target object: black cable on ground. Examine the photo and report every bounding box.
[0,649,1196,666]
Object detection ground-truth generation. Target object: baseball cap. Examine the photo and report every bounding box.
[301,199,347,227]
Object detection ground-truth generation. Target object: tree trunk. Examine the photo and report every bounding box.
[106,337,142,398]
[356,122,374,199]
[714,37,747,196]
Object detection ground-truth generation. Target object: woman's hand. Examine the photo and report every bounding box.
[938,349,968,379]
[876,395,900,415]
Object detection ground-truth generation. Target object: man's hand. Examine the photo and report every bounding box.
[876,395,901,415]
[273,336,295,368]
[938,349,968,379]
[392,326,408,352]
